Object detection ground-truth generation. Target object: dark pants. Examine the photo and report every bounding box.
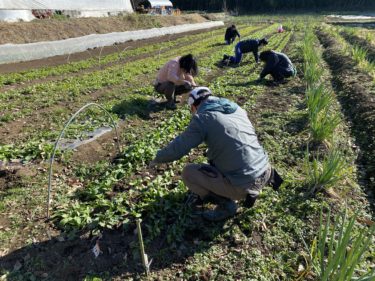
[270,66,295,82]
[229,43,242,64]
[226,37,235,45]
[154,81,192,103]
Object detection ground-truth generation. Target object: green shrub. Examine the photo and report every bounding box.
[305,149,346,194]
[311,208,375,281]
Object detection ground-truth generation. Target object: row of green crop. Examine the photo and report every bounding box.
[325,25,375,80]
[0,25,235,88]
[0,25,279,163]
[0,25,269,122]
[301,26,375,281]
[51,26,286,235]
[302,29,340,145]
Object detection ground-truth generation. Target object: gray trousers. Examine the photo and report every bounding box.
[182,163,272,201]
[154,81,192,102]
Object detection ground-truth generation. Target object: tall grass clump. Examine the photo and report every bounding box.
[351,44,368,65]
[310,208,375,281]
[304,149,346,194]
[303,31,322,87]
[302,28,340,144]
[306,85,341,143]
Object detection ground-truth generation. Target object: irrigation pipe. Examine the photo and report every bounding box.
[46,102,122,219]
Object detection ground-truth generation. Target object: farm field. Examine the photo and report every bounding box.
[0,16,375,280]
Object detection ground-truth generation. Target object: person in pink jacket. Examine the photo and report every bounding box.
[154,54,198,109]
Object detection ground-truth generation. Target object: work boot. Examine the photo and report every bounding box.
[244,194,258,208]
[166,101,177,110]
[203,197,238,222]
[268,168,284,191]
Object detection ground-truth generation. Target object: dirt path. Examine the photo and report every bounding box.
[0,13,207,45]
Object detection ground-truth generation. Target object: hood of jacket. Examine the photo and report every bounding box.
[197,97,238,114]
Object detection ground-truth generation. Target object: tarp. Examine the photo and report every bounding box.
[0,21,224,64]
[148,0,173,7]
[0,10,34,22]
[0,0,133,11]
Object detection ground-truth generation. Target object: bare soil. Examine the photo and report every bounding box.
[0,13,207,45]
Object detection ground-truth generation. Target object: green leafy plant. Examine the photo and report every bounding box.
[304,149,346,194]
[306,84,340,143]
[310,208,375,281]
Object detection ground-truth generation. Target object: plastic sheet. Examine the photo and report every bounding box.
[0,0,133,11]
[0,10,35,22]
[0,21,224,64]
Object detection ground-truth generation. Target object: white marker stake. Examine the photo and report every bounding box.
[136,219,150,276]
[92,240,101,258]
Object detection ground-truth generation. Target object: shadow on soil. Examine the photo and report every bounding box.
[0,192,229,281]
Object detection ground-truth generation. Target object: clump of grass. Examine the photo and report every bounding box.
[351,44,368,65]
[302,29,340,144]
[310,208,375,281]
[306,85,340,143]
[304,149,346,194]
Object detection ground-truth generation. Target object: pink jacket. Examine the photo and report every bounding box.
[155,57,196,86]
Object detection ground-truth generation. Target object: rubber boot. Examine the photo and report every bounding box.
[166,101,177,110]
[202,196,238,222]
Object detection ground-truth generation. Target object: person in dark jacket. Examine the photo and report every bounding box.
[257,50,296,82]
[150,87,279,221]
[223,38,268,65]
[225,24,241,45]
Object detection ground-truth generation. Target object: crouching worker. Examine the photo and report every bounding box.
[222,38,268,65]
[150,87,282,221]
[154,54,198,110]
[225,24,241,45]
[257,50,296,83]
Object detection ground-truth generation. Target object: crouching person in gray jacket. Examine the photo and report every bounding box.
[150,87,278,221]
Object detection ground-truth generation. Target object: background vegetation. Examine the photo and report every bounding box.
[172,0,375,12]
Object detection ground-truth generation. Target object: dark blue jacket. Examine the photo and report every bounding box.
[260,51,294,79]
[237,39,261,63]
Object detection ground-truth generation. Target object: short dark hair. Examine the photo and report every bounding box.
[179,54,198,76]
[259,50,274,62]
[231,24,236,29]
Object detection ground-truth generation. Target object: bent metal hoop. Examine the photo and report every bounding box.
[46,102,122,219]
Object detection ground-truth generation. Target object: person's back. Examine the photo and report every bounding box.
[225,25,240,44]
[259,50,295,81]
[238,39,259,53]
[274,51,293,68]
[194,97,269,185]
[152,87,279,221]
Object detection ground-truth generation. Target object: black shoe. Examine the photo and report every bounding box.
[268,168,284,191]
[223,54,229,60]
[166,102,177,110]
[244,194,258,208]
[202,198,238,221]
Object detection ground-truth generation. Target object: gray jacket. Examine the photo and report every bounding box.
[154,97,269,186]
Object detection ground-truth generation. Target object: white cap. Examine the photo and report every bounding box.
[187,87,212,107]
